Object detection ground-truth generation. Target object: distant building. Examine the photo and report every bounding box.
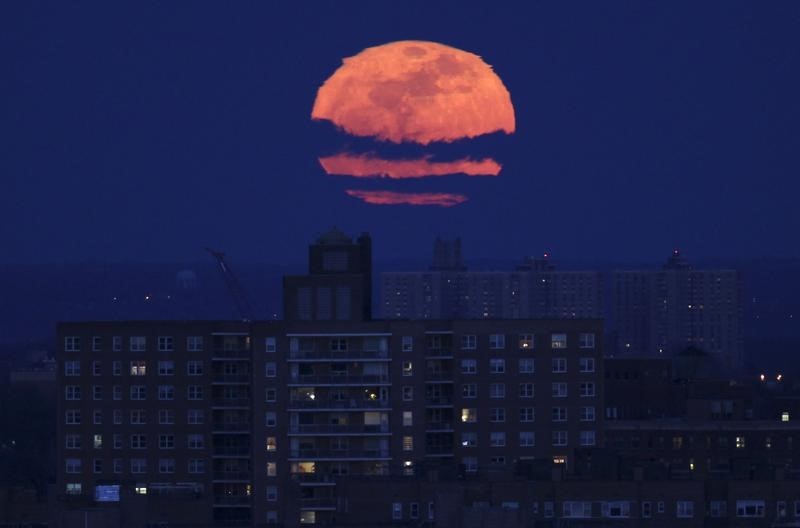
[613,250,743,370]
[381,241,603,320]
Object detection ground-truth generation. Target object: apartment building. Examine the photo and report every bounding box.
[380,240,603,320]
[55,230,603,527]
[613,250,743,370]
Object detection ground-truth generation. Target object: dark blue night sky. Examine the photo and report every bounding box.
[2,1,799,265]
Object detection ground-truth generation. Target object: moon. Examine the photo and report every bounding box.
[312,40,515,145]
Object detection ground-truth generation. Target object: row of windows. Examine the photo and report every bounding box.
[550,499,799,519]
[63,409,205,428]
[65,333,596,355]
[457,430,596,448]
[457,382,596,399]
[65,406,206,425]
[65,433,205,450]
[63,360,204,376]
[65,458,205,474]
[64,336,206,353]
[401,333,595,351]
[455,357,595,375]
[63,385,205,401]
[458,405,596,423]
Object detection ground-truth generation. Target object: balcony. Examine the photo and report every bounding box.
[292,474,337,486]
[425,372,455,383]
[288,399,391,411]
[425,421,454,432]
[288,374,390,386]
[212,423,251,433]
[425,445,455,456]
[425,396,453,407]
[289,348,390,361]
[211,348,250,360]
[212,446,251,457]
[299,498,338,511]
[212,374,251,384]
[212,471,252,482]
[289,448,391,460]
[212,495,251,506]
[288,423,390,435]
[212,398,251,408]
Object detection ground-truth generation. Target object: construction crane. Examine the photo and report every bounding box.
[205,248,255,322]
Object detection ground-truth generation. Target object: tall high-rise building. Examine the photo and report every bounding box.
[381,246,603,320]
[613,250,743,370]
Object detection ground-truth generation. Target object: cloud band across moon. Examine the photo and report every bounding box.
[345,190,468,207]
[319,153,501,179]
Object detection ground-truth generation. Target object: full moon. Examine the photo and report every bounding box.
[312,40,515,145]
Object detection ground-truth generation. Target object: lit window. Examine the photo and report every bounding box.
[461,408,477,423]
[461,432,477,447]
[735,436,746,449]
[266,437,277,452]
[402,361,413,376]
[130,361,146,376]
[403,460,414,475]
[267,462,277,476]
[551,333,567,349]
[782,411,790,422]
[402,436,413,451]
[93,434,102,449]
[518,334,534,349]
[403,411,413,426]
[134,484,147,495]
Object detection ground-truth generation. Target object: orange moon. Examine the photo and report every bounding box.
[312,40,515,145]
